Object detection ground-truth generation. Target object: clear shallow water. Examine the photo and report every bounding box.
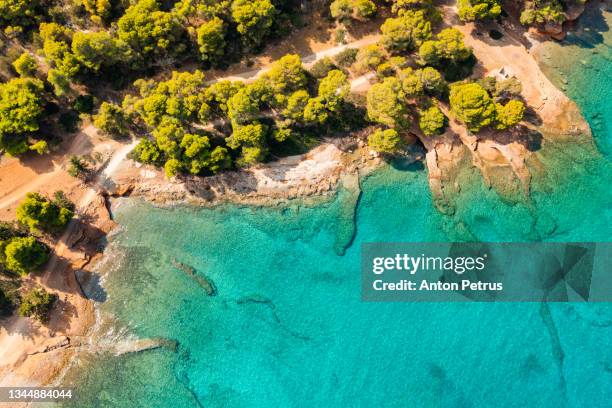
[61,10,612,408]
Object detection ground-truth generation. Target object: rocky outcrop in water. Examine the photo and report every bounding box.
[172,260,217,296]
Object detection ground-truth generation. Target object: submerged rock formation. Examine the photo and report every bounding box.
[172,259,217,296]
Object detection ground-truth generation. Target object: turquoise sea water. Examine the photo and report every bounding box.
[62,9,612,408]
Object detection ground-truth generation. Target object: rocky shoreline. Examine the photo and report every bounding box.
[108,137,385,208]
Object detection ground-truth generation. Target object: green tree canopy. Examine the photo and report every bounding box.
[39,23,80,78]
[418,28,472,66]
[71,31,128,73]
[230,0,275,48]
[204,80,244,116]
[0,0,39,29]
[317,69,349,112]
[12,52,37,76]
[398,67,424,98]
[330,0,353,22]
[4,237,49,275]
[380,10,432,54]
[376,56,408,78]
[132,138,162,165]
[283,89,310,121]
[495,100,525,129]
[131,70,210,126]
[520,1,565,26]
[227,83,265,126]
[495,77,523,99]
[449,82,496,132]
[333,47,358,68]
[0,78,44,156]
[226,122,267,166]
[415,67,447,97]
[354,0,377,19]
[264,54,307,97]
[94,102,129,138]
[117,0,186,66]
[354,44,384,73]
[16,192,74,234]
[419,105,446,136]
[366,77,408,128]
[391,0,434,13]
[303,97,328,125]
[180,133,231,174]
[458,0,502,22]
[196,16,226,63]
[330,0,376,23]
[81,0,112,24]
[367,128,403,153]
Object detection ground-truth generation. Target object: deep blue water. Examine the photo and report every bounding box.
[61,8,612,408]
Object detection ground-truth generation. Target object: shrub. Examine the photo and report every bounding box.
[74,94,94,114]
[0,288,12,316]
[333,48,358,68]
[67,156,90,179]
[29,140,48,154]
[59,111,81,133]
[93,102,129,138]
[0,280,20,317]
[18,288,57,322]
[309,57,337,79]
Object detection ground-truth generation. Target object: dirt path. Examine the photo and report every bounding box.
[0,126,102,215]
[205,35,381,84]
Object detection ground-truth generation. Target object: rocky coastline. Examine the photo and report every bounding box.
[0,1,600,393]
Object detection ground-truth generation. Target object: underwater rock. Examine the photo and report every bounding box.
[112,337,178,355]
[172,259,217,296]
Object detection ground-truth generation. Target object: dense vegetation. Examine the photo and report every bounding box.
[449,79,525,132]
[0,77,47,156]
[357,1,475,153]
[0,0,307,159]
[125,54,360,175]
[456,0,589,25]
[0,0,575,164]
